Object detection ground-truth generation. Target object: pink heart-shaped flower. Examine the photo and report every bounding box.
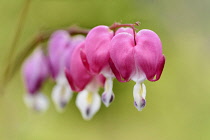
[85,26,113,74]
[110,29,165,82]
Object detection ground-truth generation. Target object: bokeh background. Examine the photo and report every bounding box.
[1,0,210,139]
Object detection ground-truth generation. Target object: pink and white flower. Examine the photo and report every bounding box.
[65,42,105,120]
[22,47,49,112]
[110,28,165,111]
[48,30,84,111]
[83,26,115,107]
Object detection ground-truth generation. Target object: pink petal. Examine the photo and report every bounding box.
[110,33,135,82]
[80,48,90,72]
[115,27,133,35]
[65,68,77,91]
[134,29,165,81]
[48,30,71,79]
[64,35,85,70]
[66,42,93,92]
[85,26,113,74]
[22,48,49,94]
[149,55,165,81]
[95,74,106,87]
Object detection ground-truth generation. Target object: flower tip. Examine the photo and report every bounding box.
[133,82,146,111]
[53,100,68,113]
[52,83,73,112]
[82,107,92,121]
[24,92,49,112]
[76,90,101,120]
[102,92,115,107]
[134,98,146,111]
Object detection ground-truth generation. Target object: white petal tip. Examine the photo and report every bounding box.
[81,107,94,120]
[24,93,49,112]
[101,92,114,107]
[52,83,72,112]
[76,90,101,120]
[133,83,146,111]
[54,101,68,113]
[134,98,146,111]
[103,102,110,107]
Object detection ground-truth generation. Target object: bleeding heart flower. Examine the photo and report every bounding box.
[22,47,49,112]
[65,41,105,120]
[48,30,70,79]
[110,28,165,111]
[48,30,85,112]
[83,25,116,107]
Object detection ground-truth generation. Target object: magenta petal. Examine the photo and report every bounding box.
[110,33,135,81]
[22,48,49,94]
[148,55,165,81]
[64,35,85,71]
[94,74,106,87]
[135,29,164,81]
[115,27,133,35]
[65,68,78,92]
[67,42,93,92]
[109,58,127,82]
[85,26,113,74]
[80,48,90,72]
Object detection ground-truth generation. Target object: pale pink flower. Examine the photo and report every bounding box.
[48,30,85,111]
[22,48,49,112]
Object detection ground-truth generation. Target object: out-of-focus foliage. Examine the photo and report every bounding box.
[0,0,210,140]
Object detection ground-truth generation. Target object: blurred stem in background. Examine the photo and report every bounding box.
[0,0,90,94]
[1,0,31,93]
[1,26,89,95]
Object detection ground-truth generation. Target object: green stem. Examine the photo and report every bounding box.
[1,0,31,93]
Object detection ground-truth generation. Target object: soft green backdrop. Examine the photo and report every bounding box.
[0,0,210,140]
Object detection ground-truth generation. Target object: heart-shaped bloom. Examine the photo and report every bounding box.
[48,30,72,111]
[83,26,115,107]
[48,30,85,112]
[22,47,49,112]
[65,41,105,120]
[110,28,165,111]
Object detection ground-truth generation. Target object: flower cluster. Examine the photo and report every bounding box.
[22,23,165,120]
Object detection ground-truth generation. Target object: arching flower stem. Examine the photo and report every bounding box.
[1,26,90,94]
[109,22,140,45]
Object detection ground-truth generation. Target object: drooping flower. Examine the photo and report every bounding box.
[22,47,49,112]
[48,30,72,111]
[83,26,115,107]
[65,41,105,120]
[48,30,85,112]
[20,23,166,120]
[110,28,165,111]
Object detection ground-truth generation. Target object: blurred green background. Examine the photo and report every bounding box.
[1,0,210,139]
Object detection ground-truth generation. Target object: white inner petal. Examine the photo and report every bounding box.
[102,77,115,107]
[52,82,73,112]
[131,61,147,83]
[131,70,146,83]
[133,82,146,111]
[76,89,101,120]
[24,92,49,112]
[56,72,68,85]
[85,78,101,93]
[101,66,115,78]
